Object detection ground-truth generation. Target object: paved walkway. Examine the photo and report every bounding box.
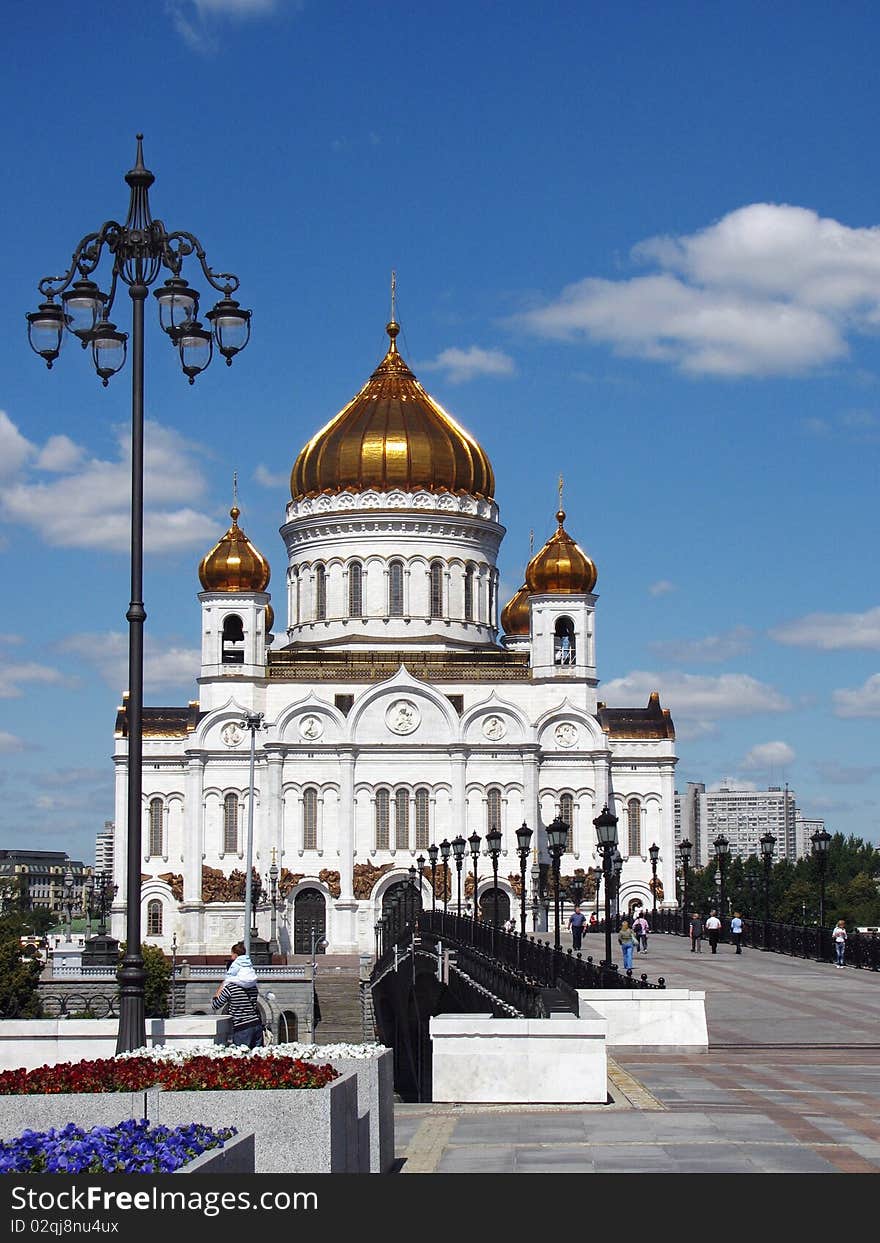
[393,931,880,1173]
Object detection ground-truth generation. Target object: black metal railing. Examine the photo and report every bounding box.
[422,910,665,991]
[600,908,880,970]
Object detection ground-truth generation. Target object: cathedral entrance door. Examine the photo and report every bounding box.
[294,889,327,955]
[479,888,510,927]
[382,879,422,943]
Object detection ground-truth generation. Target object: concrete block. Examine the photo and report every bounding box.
[576,988,708,1050]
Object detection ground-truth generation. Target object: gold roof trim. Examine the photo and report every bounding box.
[525,509,597,595]
[198,506,271,594]
[290,321,495,501]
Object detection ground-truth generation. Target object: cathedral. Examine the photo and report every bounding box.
[110,317,678,957]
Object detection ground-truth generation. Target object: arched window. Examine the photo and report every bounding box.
[464,564,475,621]
[415,789,430,849]
[388,561,404,617]
[146,899,163,937]
[560,792,574,853]
[303,788,318,851]
[554,616,576,665]
[486,788,502,834]
[489,574,497,627]
[315,565,327,621]
[395,789,410,851]
[221,614,245,664]
[628,797,642,856]
[148,798,163,857]
[429,562,444,618]
[375,789,390,851]
[223,793,238,854]
[348,562,363,618]
[292,567,300,624]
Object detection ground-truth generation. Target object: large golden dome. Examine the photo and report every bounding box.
[500,583,530,636]
[525,510,597,595]
[290,321,495,501]
[199,507,271,593]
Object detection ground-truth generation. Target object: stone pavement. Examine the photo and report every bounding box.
[394,930,880,1173]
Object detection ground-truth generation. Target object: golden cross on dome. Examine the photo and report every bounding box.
[233,470,238,508]
[390,270,397,323]
[558,473,564,510]
[529,528,534,555]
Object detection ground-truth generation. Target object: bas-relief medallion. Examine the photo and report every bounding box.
[554,722,579,748]
[299,714,324,740]
[482,715,507,741]
[386,699,420,735]
[220,722,243,748]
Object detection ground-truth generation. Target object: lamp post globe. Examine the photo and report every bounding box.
[26,137,250,1053]
[515,822,532,937]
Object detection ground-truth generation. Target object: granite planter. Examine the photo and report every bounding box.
[174,1130,255,1174]
[0,1091,151,1142]
[323,1049,394,1173]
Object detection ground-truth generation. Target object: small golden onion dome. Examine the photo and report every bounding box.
[525,510,597,595]
[290,321,495,500]
[198,507,271,593]
[265,604,275,633]
[501,584,531,636]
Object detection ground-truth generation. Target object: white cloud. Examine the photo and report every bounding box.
[833,673,880,718]
[813,760,880,785]
[649,625,752,664]
[740,741,796,771]
[0,659,73,700]
[0,732,28,753]
[58,632,199,694]
[420,346,516,384]
[770,606,880,651]
[0,634,23,646]
[167,0,286,53]
[0,412,34,479]
[648,580,675,597]
[0,416,217,554]
[602,670,791,735]
[254,464,290,489]
[515,203,880,377]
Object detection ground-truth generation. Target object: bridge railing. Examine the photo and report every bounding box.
[596,909,880,970]
[421,911,665,991]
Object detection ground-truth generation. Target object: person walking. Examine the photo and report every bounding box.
[832,919,848,968]
[212,941,263,1048]
[567,905,587,952]
[730,911,744,954]
[689,911,703,952]
[618,919,635,971]
[633,912,649,954]
[706,910,722,953]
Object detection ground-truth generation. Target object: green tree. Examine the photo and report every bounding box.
[120,942,172,1018]
[0,926,43,1018]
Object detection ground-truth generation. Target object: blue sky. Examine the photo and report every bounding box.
[1,1,878,864]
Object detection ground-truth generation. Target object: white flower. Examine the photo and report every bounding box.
[115,1041,386,1063]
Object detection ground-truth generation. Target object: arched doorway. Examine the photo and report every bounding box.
[293,888,326,955]
[479,887,510,926]
[382,878,422,943]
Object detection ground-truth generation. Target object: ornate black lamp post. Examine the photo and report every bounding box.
[83,870,94,938]
[27,137,250,1054]
[452,836,466,916]
[648,842,660,919]
[760,830,775,923]
[440,839,451,915]
[427,844,439,914]
[593,805,619,965]
[515,822,532,936]
[407,865,418,926]
[679,838,692,935]
[811,827,831,927]
[63,867,75,943]
[713,834,730,940]
[546,816,568,951]
[249,874,262,940]
[612,848,623,923]
[268,851,280,955]
[468,831,481,930]
[485,825,502,929]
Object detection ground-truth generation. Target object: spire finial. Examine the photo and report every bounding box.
[529,528,534,556]
[556,474,565,526]
[386,271,400,351]
[230,471,240,523]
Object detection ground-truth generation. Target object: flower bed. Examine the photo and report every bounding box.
[0,1055,338,1095]
[0,1120,237,1174]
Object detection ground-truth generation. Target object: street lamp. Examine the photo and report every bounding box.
[648,842,660,919]
[468,831,481,929]
[713,834,730,940]
[593,805,619,965]
[760,830,775,925]
[83,870,94,938]
[611,848,623,923]
[268,850,280,956]
[811,827,831,928]
[427,844,439,914]
[27,136,250,1055]
[485,826,502,929]
[679,838,692,935]
[440,839,451,915]
[239,711,266,956]
[546,816,568,951]
[515,822,532,936]
[63,867,75,943]
[452,835,466,916]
